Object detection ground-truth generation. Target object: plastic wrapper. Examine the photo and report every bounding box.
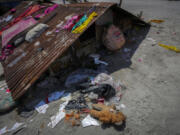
[91,73,123,103]
[91,73,122,92]
[81,115,100,127]
[158,43,180,53]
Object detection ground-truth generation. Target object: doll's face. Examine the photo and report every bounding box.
[108,25,125,43]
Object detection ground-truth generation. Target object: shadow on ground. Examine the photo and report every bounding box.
[104,25,150,73]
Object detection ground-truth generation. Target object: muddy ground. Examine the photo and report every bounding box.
[0,0,180,135]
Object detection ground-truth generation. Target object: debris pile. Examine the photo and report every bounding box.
[0,1,150,134]
[29,54,127,129]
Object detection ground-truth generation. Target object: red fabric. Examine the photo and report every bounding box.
[0,44,14,61]
[6,89,11,93]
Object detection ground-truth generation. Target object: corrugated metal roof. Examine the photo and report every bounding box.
[0,1,116,100]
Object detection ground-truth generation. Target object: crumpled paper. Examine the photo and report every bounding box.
[35,101,49,114]
[0,122,25,135]
[47,101,68,128]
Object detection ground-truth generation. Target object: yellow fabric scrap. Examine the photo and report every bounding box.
[72,12,98,34]
[158,43,180,53]
[149,19,164,24]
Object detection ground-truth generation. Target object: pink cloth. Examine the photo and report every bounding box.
[35,4,59,19]
[0,44,14,61]
[63,14,83,31]
[10,8,16,13]
[2,17,37,48]
[0,5,45,36]
[44,4,58,15]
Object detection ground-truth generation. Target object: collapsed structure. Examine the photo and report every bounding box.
[0,1,148,100]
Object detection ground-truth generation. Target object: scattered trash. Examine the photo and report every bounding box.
[8,123,24,132]
[0,2,134,130]
[60,93,72,102]
[65,111,81,126]
[109,96,121,105]
[30,119,34,122]
[2,17,37,48]
[56,21,64,28]
[0,127,7,135]
[91,73,122,92]
[72,12,98,33]
[45,31,53,36]
[0,45,14,61]
[5,15,13,22]
[48,91,65,102]
[0,5,44,36]
[44,4,58,16]
[97,98,104,104]
[0,82,15,112]
[65,96,88,110]
[63,14,84,31]
[65,68,100,88]
[14,37,24,47]
[19,109,34,118]
[138,58,142,62]
[146,37,156,44]
[120,104,126,109]
[7,52,26,67]
[0,123,25,135]
[35,101,49,114]
[25,23,49,42]
[149,19,164,24]
[102,24,125,51]
[5,89,11,93]
[55,30,60,33]
[10,8,16,13]
[116,104,126,111]
[80,84,116,100]
[123,48,131,53]
[48,101,68,128]
[89,54,108,66]
[88,92,98,100]
[82,115,100,127]
[34,41,40,46]
[158,43,180,53]
[71,15,87,31]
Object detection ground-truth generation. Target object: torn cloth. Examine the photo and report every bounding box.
[2,17,37,48]
[63,14,84,31]
[0,45,14,61]
[48,101,68,128]
[35,4,59,19]
[71,15,87,31]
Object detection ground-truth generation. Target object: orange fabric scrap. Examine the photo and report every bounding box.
[149,19,164,24]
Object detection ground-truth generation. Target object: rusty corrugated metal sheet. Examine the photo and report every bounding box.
[0,1,116,100]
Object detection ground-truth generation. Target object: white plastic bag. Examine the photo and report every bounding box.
[91,73,122,92]
[81,115,100,127]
